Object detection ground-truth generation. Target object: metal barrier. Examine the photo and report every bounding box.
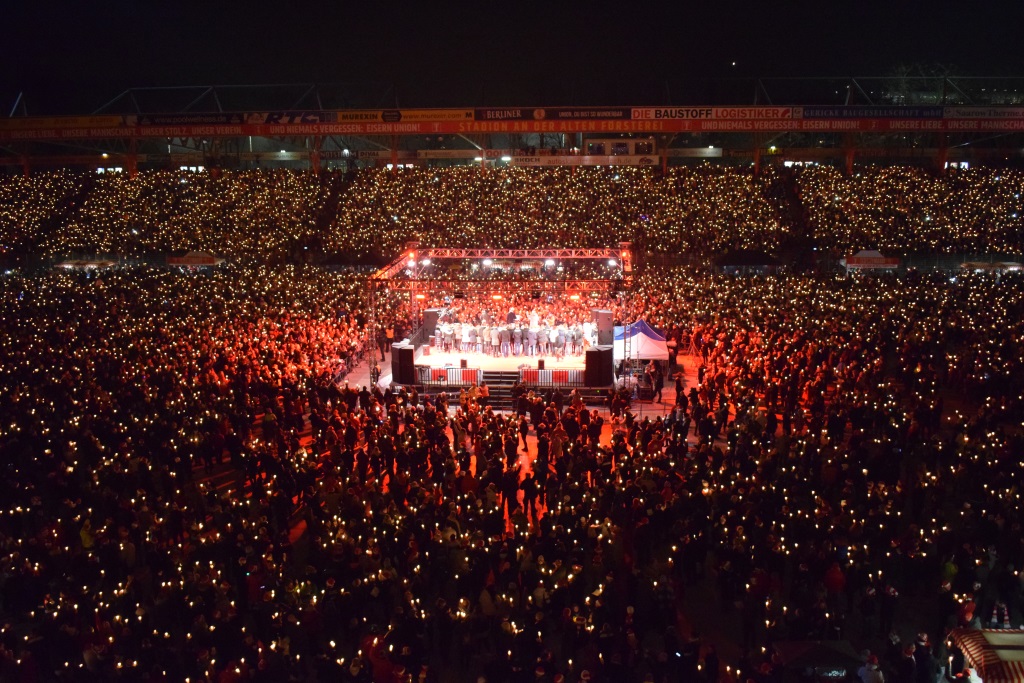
[519,368,586,387]
[416,366,482,387]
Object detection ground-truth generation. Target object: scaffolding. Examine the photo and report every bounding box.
[368,243,635,344]
[618,318,646,403]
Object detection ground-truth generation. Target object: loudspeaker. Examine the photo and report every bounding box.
[422,309,441,334]
[391,343,402,381]
[538,359,545,371]
[460,358,468,369]
[584,349,600,386]
[392,343,415,385]
[585,345,614,386]
[592,309,613,346]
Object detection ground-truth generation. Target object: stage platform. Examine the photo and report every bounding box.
[416,348,585,372]
[373,345,694,417]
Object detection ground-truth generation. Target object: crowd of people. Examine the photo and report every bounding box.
[795,165,1024,255]
[3,164,1024,265]
[0,171,87,257]
[427,299,611,361]
[326,166,792,259]
[1,251,1022,682]
[0,170,335,263]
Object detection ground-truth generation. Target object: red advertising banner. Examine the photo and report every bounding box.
[4,106,1024,140]
[167,253,224,266]
[631,106,797,120]
[510,155,659,166]
[843,255,900,269]
[476,107,631,121]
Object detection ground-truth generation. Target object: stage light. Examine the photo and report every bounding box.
[501,156,512,162]
[569,294,580,301]
[483,259,493,266]
[407,259,416,268]
[491,294,503,300]
[421,259,431,266]
[415,294,426,300]
[544,259,555,267]
[608,259,617,267]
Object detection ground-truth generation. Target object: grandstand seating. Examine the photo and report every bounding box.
[2,165,1024,262]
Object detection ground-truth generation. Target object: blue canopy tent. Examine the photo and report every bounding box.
[612,320,670,361]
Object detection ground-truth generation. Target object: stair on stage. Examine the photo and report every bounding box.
[480,370,520,412]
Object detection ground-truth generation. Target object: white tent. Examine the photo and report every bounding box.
[951,628,1024,683]
[167,251,226,267]
[613,320,670,361]
[56,259,116,270]
[840,249,899,271]
[961,261,1023,273]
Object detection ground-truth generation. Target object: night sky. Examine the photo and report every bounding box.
[2,1,1022,113]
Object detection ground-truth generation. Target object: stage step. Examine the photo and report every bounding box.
[478,370,518,413]
[480,370,521,385]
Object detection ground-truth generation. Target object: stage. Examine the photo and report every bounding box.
[416,347,586,372]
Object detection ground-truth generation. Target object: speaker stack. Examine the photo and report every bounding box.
[585,345,614,386]
[391,342,416,385]
[591,309,614,346]
[422,308,442,333]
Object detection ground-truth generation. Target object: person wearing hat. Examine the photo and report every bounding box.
[858,654,885,683]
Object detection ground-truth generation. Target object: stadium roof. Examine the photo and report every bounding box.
[5,78,1024,171]
[7,77,1024,118]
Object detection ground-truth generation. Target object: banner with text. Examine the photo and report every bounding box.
[631,106,798,121]
[7,106,1024,140]
[510,155,660,166]
[476,107,631,121]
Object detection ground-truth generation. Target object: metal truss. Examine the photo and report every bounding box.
[747,76,1024,107]
[377,279,625,295]
[422,247,622,260]
[368,245,635,344]
[92,82,397,115]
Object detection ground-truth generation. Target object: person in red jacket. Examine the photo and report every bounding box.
[824,562,847,612]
